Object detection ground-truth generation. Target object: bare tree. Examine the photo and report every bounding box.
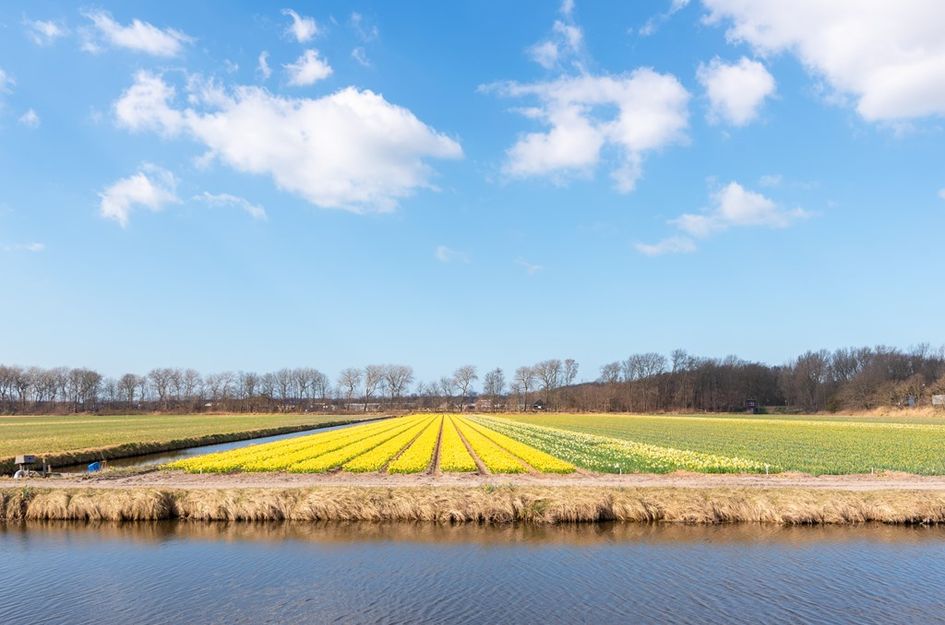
[337,368,362,410]
[439,376,456,409]
[514,366,536,411]
[383,364,414,404]
[147,368,175,410]
[452,365,478,410]
[482,368,505,410]
[363,365,384,410]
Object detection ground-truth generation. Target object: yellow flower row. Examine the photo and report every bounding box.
[453,417,526,474]
[289,415,434,473]
[343,416,438,473]
[169,415,425,473]
[387,416,443,474]
[438,416,478,472]
[459,417,574,473]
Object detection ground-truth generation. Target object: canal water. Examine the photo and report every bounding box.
[1,522,943,624]
[59,420,365,472]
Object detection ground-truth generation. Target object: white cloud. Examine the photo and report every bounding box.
[2,242,45,253]
[351,47,371,67]
[938,188,945,201]
[257,51,272,80]
[18,109,40,128]
[195,192,267,220]
[282,8,319,43]
[759,173,782,187]
[113,71,462,213]
[25,19,67,45]
[703,0,945,122]
[99,164,179,227]
[284,49,333,86]
[527,3,585,70]
[674,181,807,236]
[0,68,14,93]
[634,236,696,256]
[638,181,807,254]
[516,258,543,275]
[487,69,689,192]
[639,0,690,36]
[83,10,191,57]
[697,56,775,126]
[434,245,469,264]
[113,70,184,136]
[350,12,378,42]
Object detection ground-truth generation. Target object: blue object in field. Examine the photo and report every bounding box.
[87,462,102,473]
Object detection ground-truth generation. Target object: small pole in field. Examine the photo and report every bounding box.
[765,464,769,475]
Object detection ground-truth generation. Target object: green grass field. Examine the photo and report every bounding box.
[0,414,368,462]
[499,412,945,475]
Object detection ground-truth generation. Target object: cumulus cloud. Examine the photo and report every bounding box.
[113,71,462,213]
[282,8,319,43]
[637,181,807,254]
[697,56,775,126]
[257,51,272,80]
[434,245,469,264]
[99,164,179,227]
[18,109,40,128]
[24,19,67,45]
[284,49,332,86]
[527,1,585,70]
[82,10,192,57]
[195,192,267,220]
[702,0,945,122]
[634,236,696,256]
[486,70,689,192]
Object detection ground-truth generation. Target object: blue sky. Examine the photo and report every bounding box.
[1,1,944,383]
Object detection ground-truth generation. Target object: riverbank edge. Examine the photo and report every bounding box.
[3,486,945,525]
[0,417,384,474]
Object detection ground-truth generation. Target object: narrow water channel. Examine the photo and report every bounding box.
[1,522,943,624]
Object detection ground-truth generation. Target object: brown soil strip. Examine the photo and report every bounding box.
[430,416,445,476]
[451,417,490,476]
[378,417,436,474]
[460,417,540,475]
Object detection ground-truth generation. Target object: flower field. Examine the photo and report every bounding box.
[167,411,945,476]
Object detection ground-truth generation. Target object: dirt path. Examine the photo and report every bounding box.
[9,470,945,491]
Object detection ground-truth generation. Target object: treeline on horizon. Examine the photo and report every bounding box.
[1,343,944,415]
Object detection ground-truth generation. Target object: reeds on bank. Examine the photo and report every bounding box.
[3,486,945,525]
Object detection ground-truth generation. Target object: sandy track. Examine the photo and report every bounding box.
[7,470,945,491]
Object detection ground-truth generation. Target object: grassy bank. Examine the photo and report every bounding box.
[3,486,945,525]
[0,414,379,473]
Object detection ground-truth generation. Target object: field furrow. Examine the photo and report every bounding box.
[452,417,526,474]
[387,416,443,474]
[438,416,478,473]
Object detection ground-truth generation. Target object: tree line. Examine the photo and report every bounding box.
[1,344,943,414]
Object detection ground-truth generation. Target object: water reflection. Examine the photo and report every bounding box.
[2,522,944,625]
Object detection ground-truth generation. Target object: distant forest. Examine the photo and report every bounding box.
[1,344,944,415]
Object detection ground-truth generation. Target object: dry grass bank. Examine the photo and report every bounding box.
[3,486,945,525]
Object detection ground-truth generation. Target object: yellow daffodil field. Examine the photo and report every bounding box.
[168,412,779,475]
